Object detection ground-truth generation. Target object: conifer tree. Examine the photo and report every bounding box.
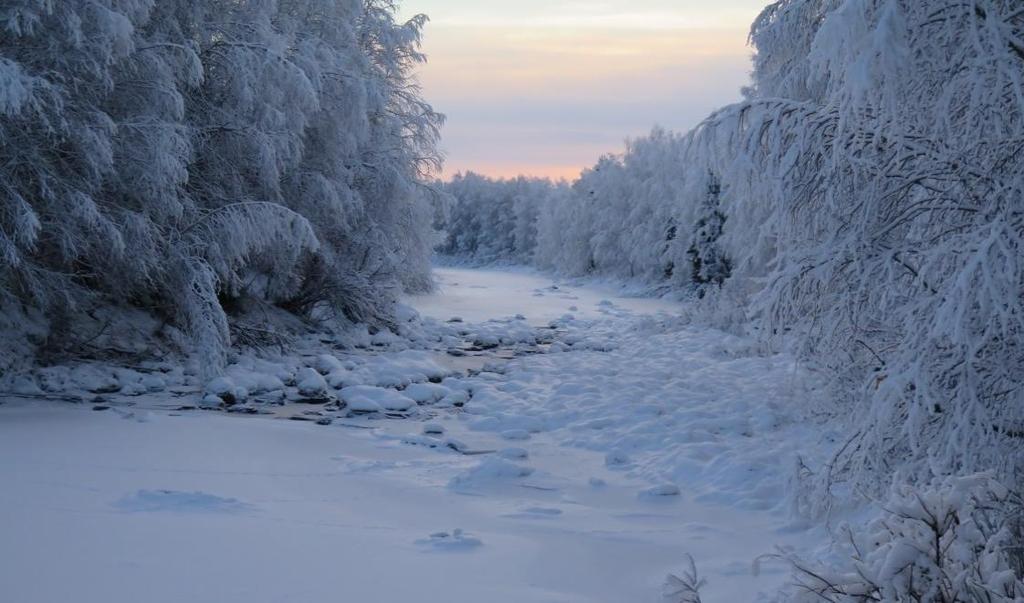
[686,171,731,293]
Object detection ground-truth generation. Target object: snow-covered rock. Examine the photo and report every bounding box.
[295,368,329,401]
[141,375,166,393]
[314,354,343,375]
[205,377,247,405]
[339,386,415,413]
[10,375,43,396]
[402,383,450,404]
[437,390,469,408]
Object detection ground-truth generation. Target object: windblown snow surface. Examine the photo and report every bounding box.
[0,267,832,602]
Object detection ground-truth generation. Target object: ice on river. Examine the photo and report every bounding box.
[0,266,828,603]
[407,266,680,325]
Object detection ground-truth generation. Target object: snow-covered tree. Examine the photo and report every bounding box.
[686,171,731,292]
[562,129,701,284]
[438,173,566,265]
[684,0,1024,493]
[0,0,148,311]
[0,0,443,374]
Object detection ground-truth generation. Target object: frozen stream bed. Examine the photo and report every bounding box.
[407,266,681,325]
[0,267,828,603]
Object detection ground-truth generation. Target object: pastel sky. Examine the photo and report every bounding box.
[399,1,769,181]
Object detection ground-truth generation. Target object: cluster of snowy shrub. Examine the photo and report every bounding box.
[0,0,442,373]
[773,474,1024,602]
[669,473,1024,602]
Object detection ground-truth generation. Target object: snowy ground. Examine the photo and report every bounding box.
[0,267,830,602]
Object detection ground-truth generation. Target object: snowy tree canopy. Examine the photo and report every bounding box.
[0,0,442,373]
[684,0,1024,493]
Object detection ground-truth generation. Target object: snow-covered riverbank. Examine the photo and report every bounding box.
[1,267,829,602]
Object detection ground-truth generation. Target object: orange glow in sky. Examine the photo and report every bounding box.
[400,1,769,181]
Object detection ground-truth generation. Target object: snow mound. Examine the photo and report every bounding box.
[402,382,450,404]
[499,447,528,460]
[448,458,535,490]
[295,368,329,398]
[458,319,541,349]
[205,377,247,404]
[314,354,343,375]
[500,429,530,441]
[114,490,249,513]
[339,385,415,413]
[338,350,450,388]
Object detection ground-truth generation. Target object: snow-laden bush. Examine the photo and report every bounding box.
[0,0,442,374]
[775,474,1024,602]
[663,554,706,603]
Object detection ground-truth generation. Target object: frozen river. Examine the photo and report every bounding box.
[0,266,823,603]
